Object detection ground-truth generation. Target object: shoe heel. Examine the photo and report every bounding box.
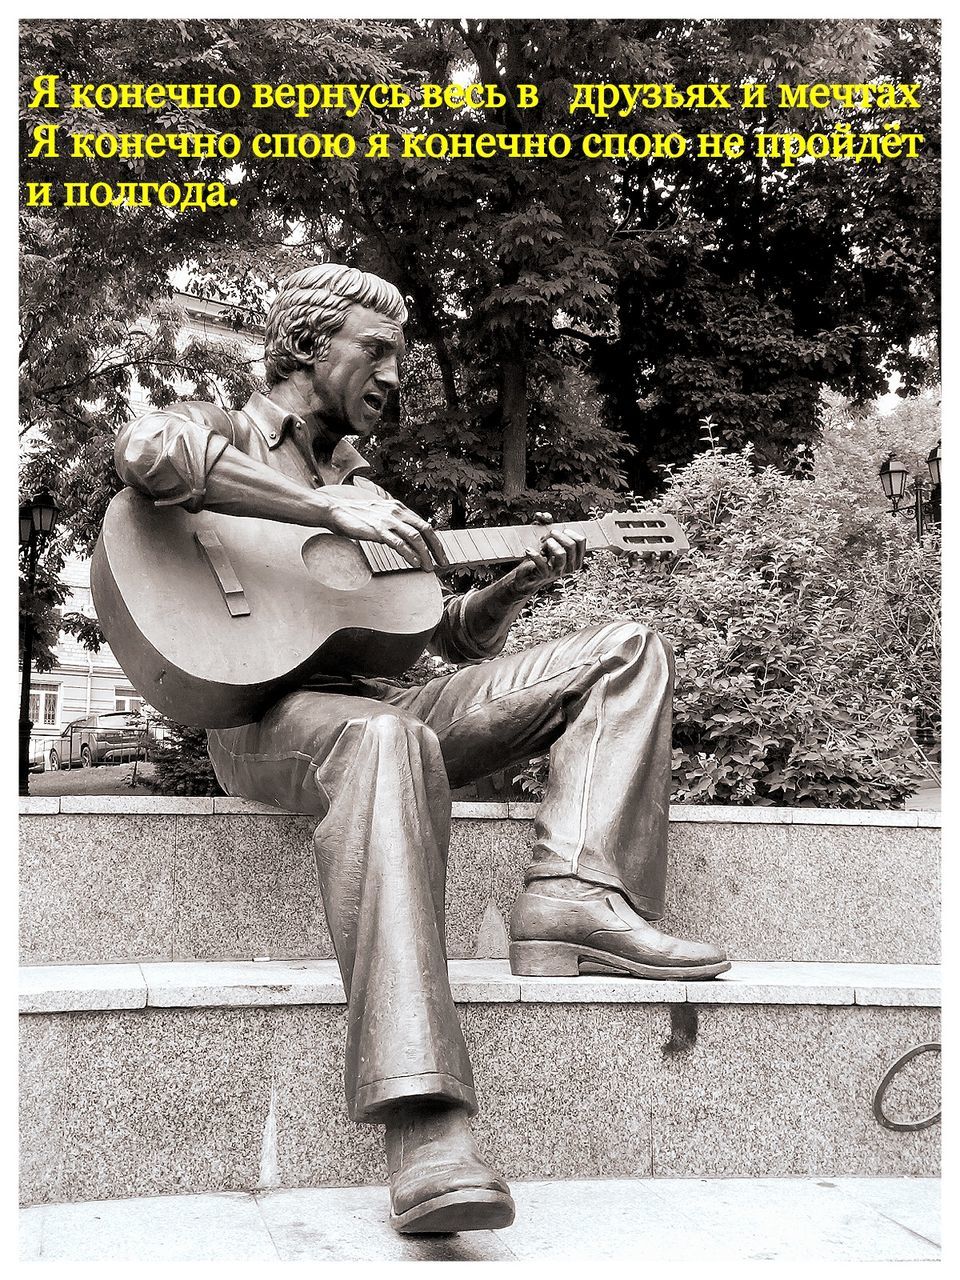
[509,941,581,977]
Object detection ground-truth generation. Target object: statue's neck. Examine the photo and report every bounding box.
[267,382,344,466]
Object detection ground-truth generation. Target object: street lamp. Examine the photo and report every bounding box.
[879,445,941,541]
[927,442,941,489]
[19,489,60,796]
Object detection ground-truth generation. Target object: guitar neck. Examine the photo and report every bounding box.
[359,515,682,574]
[438,520,610,572]
[358,520,605,575]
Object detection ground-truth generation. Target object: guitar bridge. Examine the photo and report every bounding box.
[194,530,251,617]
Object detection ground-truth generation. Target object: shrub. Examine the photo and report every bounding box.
[150,720,224,796]
[508,436,938,807]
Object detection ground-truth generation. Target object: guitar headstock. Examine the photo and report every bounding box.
[598,510,690,557]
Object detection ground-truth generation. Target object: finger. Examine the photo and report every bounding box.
[572,533,587,570]
[382,530,422,569]
[551,531,583,573]
[391,504,447,568]
[533,510,554,526]
[395,521,435,572]
[541,536,569,569]
[411,516,448,567]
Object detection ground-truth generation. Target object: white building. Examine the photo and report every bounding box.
[26,556,144,768]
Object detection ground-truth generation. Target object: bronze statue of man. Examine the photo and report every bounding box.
[115,263,728,1235]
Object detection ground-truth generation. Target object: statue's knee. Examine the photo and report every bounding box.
[605,619,668,654]
[355,711,442,758]
[610,620,674,672]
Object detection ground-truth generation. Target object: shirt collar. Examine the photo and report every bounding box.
[242,391,371,483]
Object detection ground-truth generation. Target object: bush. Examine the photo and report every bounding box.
[150,720,224,796]
[508,436,939,807]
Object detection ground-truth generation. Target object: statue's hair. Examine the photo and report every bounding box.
[263,264,408,386]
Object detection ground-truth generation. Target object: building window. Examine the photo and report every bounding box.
[115,687,144,713]
[29,682,59,727]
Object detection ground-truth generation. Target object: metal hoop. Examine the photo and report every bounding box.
[873,1042,941,1132]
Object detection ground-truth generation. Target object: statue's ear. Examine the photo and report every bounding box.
[289,327,318,367]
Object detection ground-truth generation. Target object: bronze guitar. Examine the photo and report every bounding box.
[91,486,688,729]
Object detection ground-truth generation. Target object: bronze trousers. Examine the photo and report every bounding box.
[208,620,674,1121]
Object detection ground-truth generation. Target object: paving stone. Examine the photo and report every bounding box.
[450,801,509,819]
[142,960,344,1006]
[464,1003,660,1180]
[24,1191,279,1260]
[790,807,917,826]
[18,1204,45,1260]
[669,804,795,823]
[20,811,939,964]
[19,963,147,1013]
[517,974,688,1003]
[18,796,59,813]
[212,797,286,814]
[694,961,854,1004]
[59,795,215,813]
[641,1177,939,1260]
[827,1176,940,1245]
[852,964,942,1007]
[447,959,520,1001]
[20,1178,941,1261]
[501,1178,720,1259]
[256,1186,515,1260]
[447,817,529,959]
[268,1005,385,1188]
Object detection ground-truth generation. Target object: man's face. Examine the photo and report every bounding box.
[307,303,406,436]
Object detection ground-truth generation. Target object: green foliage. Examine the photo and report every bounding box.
[150,721,224,796]
[21,17,940,545]
[509,431,939,807]
[592,18,940,490]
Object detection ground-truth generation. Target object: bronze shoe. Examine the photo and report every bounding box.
[385,1101,515,1235]
[509,878,731,979]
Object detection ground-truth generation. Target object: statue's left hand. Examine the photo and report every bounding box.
[511,512,587,595]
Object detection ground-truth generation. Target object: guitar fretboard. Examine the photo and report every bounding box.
[359,515,680,574]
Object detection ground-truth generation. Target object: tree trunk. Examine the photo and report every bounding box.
[500,355,528,498]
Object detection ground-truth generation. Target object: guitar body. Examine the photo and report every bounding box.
[91,488,443,728]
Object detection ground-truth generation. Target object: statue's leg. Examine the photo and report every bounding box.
[208,691,514,1232]
[382,620,728,979]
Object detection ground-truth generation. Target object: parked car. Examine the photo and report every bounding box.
[47,712,156,770]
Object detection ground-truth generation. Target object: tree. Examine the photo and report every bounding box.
[20,16,940,602]
[591,18,940,489]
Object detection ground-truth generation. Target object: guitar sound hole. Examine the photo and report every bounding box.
[301,534,373,590]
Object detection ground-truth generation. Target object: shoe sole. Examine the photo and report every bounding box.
[391,1188,516,1235]
[509,940,731,980]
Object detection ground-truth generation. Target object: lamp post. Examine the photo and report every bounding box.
[19,490,60,796]
[879,443,941,541]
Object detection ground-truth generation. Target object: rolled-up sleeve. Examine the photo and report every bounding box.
[429,587,513,664]
[115,405,232,512]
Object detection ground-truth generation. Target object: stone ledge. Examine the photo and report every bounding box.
[20,797,941,827]
[18,960,941,1015]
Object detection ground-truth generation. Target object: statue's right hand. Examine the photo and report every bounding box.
[314,487,448,572]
